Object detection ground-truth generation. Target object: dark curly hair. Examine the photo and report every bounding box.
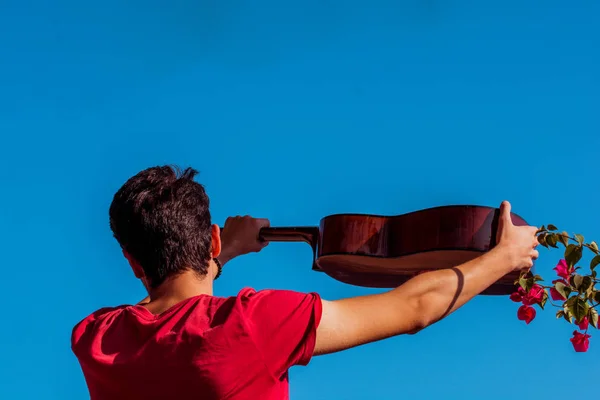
[109,165,212,288]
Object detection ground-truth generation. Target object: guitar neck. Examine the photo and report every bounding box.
[219,226,318,246]
[258,227,319,246]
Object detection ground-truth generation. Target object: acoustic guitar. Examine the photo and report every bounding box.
[241,205,529,295]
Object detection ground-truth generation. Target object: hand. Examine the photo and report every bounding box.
[218,216,270,264]
[495,201,539,272]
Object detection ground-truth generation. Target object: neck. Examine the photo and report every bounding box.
[147,265,216,304]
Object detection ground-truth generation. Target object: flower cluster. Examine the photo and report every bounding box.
[510,225,600,352]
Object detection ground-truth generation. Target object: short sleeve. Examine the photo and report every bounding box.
[238,288,323,380]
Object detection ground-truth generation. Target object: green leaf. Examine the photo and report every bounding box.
[556,310,565,319]
[533,275,544,282]
[565,244,583,268]
[563,303,573,323]
[518,276,533,292]
[571,274,584,290]
[518,277,528,291]
[514,271,529,286]
[590,241,599,254]
[540,292,548,309]
[526,276,534,290]
[590,308,599,329]
[594,291,600,304]
[593,270,597,279]
[537,233,548,248]
[536,225,547,234]
[565,286,572,298]
[575,234,585,245]
[581,276,594,295]
[567,296,589,324]
[591,255,600,271]
[546,234,559,248]
[555,281,569,299]
[559,232,570,247]
[547,224,558,231]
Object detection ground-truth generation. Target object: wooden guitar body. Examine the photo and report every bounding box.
[248,205,529,295]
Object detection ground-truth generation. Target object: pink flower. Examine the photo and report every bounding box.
[550,279,567,301]
[522,284,544,305]
[554,259,574,280]
[570,331,591,352]
[550,288,566,301]
[578,317,589,331]
[517,305,536,324]
[510,287,525,302]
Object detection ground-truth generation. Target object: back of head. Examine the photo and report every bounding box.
[109,165,212,288]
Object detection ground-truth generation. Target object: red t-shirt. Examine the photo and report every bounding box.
[71,288,322,400]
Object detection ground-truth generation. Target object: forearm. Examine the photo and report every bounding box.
[390,246,513,329]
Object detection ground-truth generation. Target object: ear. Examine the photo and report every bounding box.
[210,224,222,259]
[122,249,145,279]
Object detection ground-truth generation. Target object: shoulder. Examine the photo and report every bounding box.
[234,287,322,310]
[232,287,323,333]
[235,287,320,300]
[71,305,130,350]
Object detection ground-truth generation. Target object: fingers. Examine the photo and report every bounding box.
[499,201,513,225]
[531,249,539,260]
[256,218,270,229]
[255,218,270,248]
[224,216,269,226]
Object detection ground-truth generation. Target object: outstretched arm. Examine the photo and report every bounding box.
[313,201,539,355]
[215,201,539,356]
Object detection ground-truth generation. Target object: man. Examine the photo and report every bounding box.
[71,165,539,400]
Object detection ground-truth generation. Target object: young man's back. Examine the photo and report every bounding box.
[72,288,321,400]
[72,165,539,399]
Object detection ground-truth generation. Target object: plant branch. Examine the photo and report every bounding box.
[548,231,599,255]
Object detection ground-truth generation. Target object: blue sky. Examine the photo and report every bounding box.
[1,1,598,399]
